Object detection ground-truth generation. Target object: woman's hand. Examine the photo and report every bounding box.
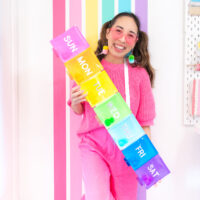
[70,85,87,114]
[142,126,151,139]
[71,86,87,105]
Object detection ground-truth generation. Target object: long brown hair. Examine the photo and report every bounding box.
[95,12,155,87]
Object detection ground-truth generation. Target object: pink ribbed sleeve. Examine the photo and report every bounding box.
[136,69,156,126]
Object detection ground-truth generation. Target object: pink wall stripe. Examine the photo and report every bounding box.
[70,0,82,30]
[53,0,66,200]
[69,0,83,199]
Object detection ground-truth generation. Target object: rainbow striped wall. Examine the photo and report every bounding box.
[53,0,148,199]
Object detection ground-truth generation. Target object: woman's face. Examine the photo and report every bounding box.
[106,16,138,59]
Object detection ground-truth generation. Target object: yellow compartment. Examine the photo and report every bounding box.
[64,47,103,84]
[80,71,118,107]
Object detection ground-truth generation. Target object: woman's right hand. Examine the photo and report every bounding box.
[71,85,87,106]
[70,85,87,114]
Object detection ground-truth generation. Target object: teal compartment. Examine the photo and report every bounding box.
[107,114,145,150]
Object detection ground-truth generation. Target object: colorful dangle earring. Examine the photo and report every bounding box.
[125,50,135,64]
[100,45,108,55]
[128,54,135,64]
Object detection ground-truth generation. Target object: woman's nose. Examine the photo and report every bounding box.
[119,35,126,43]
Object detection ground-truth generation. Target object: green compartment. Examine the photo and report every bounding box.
[94,93,132,129]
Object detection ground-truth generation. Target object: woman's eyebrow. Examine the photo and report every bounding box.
[116,25,123,29]
[129,30,137,34]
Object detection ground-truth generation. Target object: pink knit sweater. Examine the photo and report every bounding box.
[68,59,156,134]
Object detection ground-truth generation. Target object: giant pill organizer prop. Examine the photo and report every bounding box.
[50,26,170,189]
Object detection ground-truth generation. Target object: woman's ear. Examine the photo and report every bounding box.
[106,28,110,40]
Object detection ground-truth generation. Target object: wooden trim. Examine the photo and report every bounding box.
[189,5,200,15]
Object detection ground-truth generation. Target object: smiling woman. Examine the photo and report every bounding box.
[68,12,156,200]
[95,12,155,86]
[105,16,138,63]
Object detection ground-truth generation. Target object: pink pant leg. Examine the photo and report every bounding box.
[78,128,145,200]
[80,146,115,200]
[105,133,145,199]
[109,149,139,199]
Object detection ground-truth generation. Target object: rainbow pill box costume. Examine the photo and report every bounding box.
[50,26,170,189]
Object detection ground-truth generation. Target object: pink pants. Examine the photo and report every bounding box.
[78,128,146,200]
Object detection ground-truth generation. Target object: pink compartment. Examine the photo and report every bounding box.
[50,26,89,63]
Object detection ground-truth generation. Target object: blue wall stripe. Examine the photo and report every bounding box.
[102,0,114,24]
[118,0,131,13]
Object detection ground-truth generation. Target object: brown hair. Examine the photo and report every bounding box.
[95,12,155,87]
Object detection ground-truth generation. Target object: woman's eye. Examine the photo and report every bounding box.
[128,34,134,38]
[116,29,122,33]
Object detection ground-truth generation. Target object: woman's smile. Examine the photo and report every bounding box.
[113,43,126,53]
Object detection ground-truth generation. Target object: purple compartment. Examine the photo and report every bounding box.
[135,154,170,189]
[50,26,89,63]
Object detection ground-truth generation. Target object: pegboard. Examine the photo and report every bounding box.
[184,0,200,125]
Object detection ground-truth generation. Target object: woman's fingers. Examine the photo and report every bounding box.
[154,180,162,188]
[72,98,85,105]
[71,89,85,98]
[71,85,88,105]
[73,93,87,102]
[71,85,81,92]
[95,115,103,125]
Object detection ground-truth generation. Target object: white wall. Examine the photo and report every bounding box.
[17,0,54,199]
[0,0,19,199]
[0,0,54,199]
[1,0,200,199]
[148,0,200,199]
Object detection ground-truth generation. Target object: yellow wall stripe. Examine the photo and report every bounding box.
[85,0,98,51]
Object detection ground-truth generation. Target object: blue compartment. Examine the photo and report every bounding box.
[122,134,158,170]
